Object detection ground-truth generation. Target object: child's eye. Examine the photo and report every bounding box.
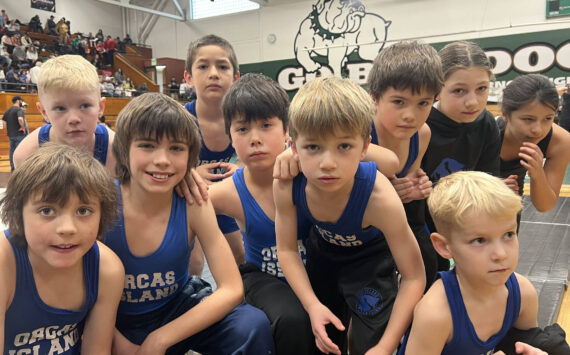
[470,237,485,245]
[235,126,248,133]
[171,145,186,152]
[80,103,92,109]
[418,101,430,107]
[77,207,94,216]
[339,143,352,151]
[452,88,464,94]
[197,64,207,70]
[137,143,154,149]
[504,231,516,240]
[38,207,55,216]
[53,106,66,112]
[391,100,404,105]
[262,122,272,129]
[219,65,230,71]
[476,86,489,92]
[305,144,319,152]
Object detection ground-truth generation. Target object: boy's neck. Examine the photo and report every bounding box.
[121,181,173,214]
[244,165,274,189]
[196,99,223,122]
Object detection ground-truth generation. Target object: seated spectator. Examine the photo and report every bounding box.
[0,64,6,91]
[114,82,125,97]
[5,65,24,91]
[113,67,124,84]
[124,77,133,90]
[91,53,103,70]
[6,19,19,36]
[20,32,32,47]
[95,28,104,42]
[135,81,147,96]
[25,45,37,65]
[29,60,40,91]
[95,39,106,63]
[179,79,192,101]
[168,77,179,99]
[123,33,133,45]
[28,15,42,33]
[0,46,11,68]
[46,15,56,35]
[101,77,115,97]
[115,36,125,52]
[1,33,13,54]
[12,45,26,64]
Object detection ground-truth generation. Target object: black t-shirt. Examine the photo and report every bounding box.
[2,106,25,137]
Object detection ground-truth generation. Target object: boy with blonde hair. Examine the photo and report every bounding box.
[400,171,543,354]
[13,55,115,173]
[275,76,425,355]
[0,143,124,354]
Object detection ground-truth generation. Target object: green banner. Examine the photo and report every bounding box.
[241,28,570,99]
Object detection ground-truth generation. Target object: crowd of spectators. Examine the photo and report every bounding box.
[0,9,135,94]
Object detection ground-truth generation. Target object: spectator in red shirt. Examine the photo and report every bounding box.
[105,35,116,66]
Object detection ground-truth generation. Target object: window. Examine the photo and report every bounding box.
[191,0,260,20]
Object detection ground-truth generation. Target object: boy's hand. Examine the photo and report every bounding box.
[390,169,432,203]
[135,332,168,355]
[493,341,548,355]
[175,168,209,205]
[273,147,301,180]
[503,174,519,194]
[307,303,345,355]
[217,162,239,179]
[519,142,545,180]
[196,162,238,184]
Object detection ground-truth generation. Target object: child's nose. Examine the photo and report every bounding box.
[153,148,170,166]
[320,151,336,170]
[491,241,508,261]
[464,92,478,109]
[56,213,78,236]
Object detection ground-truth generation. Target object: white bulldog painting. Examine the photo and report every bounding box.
[294,0,391,76]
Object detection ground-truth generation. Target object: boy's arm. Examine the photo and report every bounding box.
[391,125,432,203]
[274,179,345,355]
[137,199,243,354]
[526,125,570,211]
[512,273,539,330]
[0,234,16,353]
[13,129,40,168]
[404,281,452,355]
[209,177,244,223]
[364,172,426,354]
[81,242,125,355]
[363,144,400,179]
[104,127,117,178]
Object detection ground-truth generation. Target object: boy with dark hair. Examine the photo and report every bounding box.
[368,40,444,289]
[184,34,243,274]
[275,76,425,355]
[0,142,124,354]
[210,73,315,354]
[105,93,274,354]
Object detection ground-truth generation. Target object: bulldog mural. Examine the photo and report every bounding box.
[294,0,391,76]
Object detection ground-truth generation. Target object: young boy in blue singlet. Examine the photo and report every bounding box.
[0,143,124,354]
[209,73,316,354]
[13,55,116,173]
[183,34,244,274]
[399,171,549,355]
[274,76,425,355]
[367,41,444,290]
[104,93,274,355]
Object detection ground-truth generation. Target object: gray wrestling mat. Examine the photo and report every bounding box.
[517,196,570,327]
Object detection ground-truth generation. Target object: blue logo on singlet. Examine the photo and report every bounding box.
[356,287,383,316]
[430,158,464,182]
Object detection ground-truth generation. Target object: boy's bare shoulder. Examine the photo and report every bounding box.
[13,129,40,167]
[96,241,125,280]
[418,122,431,141]
[513,272,539,329]
[0,233,16,307]
[415,279,452,326]
[209,177,240,216]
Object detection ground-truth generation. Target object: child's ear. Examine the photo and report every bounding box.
[430,232,453,260]
[98,97,106,118]
[184,70,194,88]
[233,71,240,82]
[291,140,299,160]
[36,101,50,123]
[360,135,372,160]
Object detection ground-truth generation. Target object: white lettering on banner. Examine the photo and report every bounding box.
[276,42,570,92]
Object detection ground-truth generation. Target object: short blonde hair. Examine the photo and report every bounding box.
[289,76,372,142]
[428,171,521,232]
[38,55,100,98]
